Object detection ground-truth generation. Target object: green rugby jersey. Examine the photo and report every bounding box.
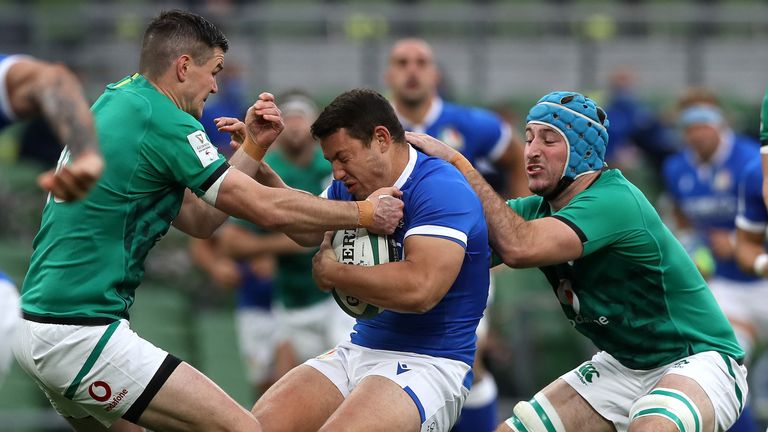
[22,74,228,323]
[507,169,743,369]
[235,146,332,309]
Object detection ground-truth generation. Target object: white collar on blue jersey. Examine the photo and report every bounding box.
[394,97,443,133]
[393,145,418,189]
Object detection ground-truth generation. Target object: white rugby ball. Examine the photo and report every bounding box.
[331,228,398,319]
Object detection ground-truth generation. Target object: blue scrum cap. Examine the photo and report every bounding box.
[526,91,610,180]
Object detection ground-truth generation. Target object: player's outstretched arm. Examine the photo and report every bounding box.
[6,57,103,200]
[214,169,403,235]
[6,57,98,158]
[406,131,582,267]
[312,234,464,313]
[218,223,309,260]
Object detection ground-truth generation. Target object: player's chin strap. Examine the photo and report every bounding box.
[629,388,703,432]
[504,392,566,432]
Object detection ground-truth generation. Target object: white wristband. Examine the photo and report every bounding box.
[753,253,768,277]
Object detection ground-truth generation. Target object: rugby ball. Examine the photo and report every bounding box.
[331,228,399,319]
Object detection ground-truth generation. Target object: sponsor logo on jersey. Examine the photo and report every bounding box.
[88,381,112,402]
[673,359,690,368]
[187,130,219,168]
[105,388,129,412]
[576,362,600,384]
[396,362,411,375]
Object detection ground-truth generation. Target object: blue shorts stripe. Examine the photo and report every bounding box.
[403,385,426,423]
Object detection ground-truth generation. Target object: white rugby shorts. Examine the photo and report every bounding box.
[561,350,748,432]
[306,340,471,432]
[0,279,20,386]
[236,307,279,385]
[13,318,179,427]
[709,277,768,342]
[274,296,356,362]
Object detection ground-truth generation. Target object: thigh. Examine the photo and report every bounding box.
[13,320,168,427]
[542,378,617,432]
[252,364,344,432]
[352,345,471,431]
[67,417,144,432]
[320,375,421,432]
[496,378,616,432]
[628,373,714,432]
[135,361,260,432]
[640,351,747,432]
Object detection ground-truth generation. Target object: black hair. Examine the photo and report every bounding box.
[311,88,405,146]
[139,10,228,79]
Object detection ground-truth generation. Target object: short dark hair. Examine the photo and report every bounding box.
[139,10,229,79]
[311,89,405,146]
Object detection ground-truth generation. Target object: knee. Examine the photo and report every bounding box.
[629,388,702,432]
[500,393,565,432]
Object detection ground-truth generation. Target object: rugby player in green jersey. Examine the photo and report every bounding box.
[409,91,746,432]
[0,53,102,386]
[12,10,402,432]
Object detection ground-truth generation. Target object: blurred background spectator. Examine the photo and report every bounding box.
[0,1,767,430]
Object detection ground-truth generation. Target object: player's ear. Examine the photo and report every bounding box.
[373,126,391,153]
[175,55,191,82]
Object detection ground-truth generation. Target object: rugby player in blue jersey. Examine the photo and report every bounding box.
[250,88,491,432]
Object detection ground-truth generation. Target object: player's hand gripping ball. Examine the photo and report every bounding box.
[331,228,399,319]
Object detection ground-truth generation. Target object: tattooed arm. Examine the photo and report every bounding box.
[4,57,102,200]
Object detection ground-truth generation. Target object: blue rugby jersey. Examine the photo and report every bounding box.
[324,145,490,367]
[0,54,23,130]
[736,158,768,237]
[396,97,511,189]
[663,131,760,281]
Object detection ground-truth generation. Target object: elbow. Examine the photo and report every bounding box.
[494,242,530,268]
[401,284,444,314]
[187,226,217,239]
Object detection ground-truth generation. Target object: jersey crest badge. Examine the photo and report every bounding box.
[438,127,465,152]
[557,279,580,315]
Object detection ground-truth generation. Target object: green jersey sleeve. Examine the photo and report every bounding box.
[506,195,546,221]
[143,117,228,197]
[553,179,644,257]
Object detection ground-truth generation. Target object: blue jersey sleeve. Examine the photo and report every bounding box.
[736,160,767,233]
[404,167,481,248]
[661,153,683,202]
[0,54,21,128]
[465,108,509,162]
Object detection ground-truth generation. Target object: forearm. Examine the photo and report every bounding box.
[328,261,442,313]
[463,169,531,266]
[217,171,360,233]
[37,66,99,158]
[735,230,768,276]
[174,190,229,238]
[221,231,309,260]
[226,145,263,179]
[254,161,289,189]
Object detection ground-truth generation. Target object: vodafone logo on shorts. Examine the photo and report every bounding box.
[88,381,112,402]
